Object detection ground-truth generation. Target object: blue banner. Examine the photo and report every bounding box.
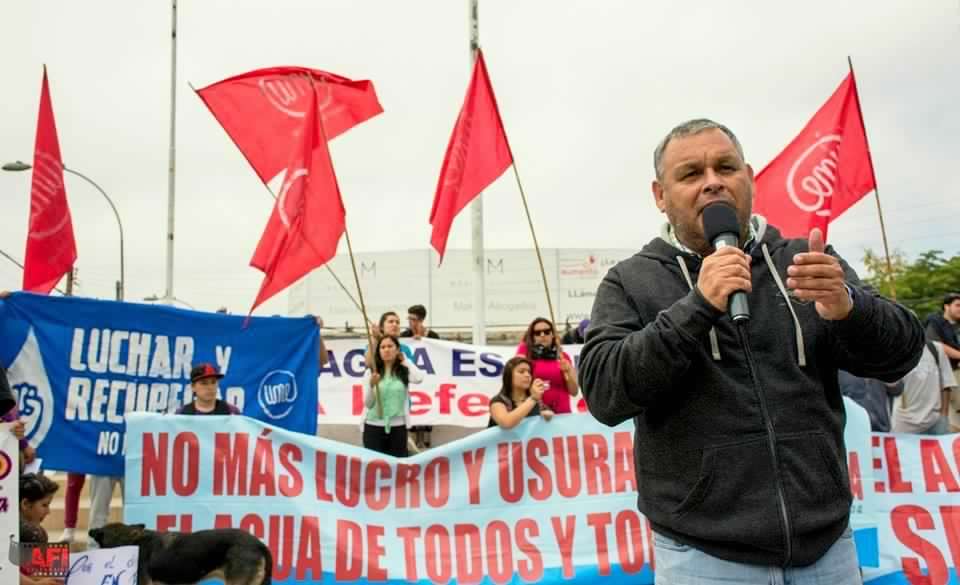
[0,292,319,476]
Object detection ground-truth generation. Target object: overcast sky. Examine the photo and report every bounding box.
[1,1,957,316]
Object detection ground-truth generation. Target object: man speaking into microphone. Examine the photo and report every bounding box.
[579,119,923,584]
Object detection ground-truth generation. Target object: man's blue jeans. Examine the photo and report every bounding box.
[653,526,862,584]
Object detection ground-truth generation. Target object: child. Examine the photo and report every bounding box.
[20,473,58,544]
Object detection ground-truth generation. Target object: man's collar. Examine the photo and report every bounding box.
[662,214,766,258]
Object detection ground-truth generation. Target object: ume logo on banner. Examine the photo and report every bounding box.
[258,370,298,420]
[786,134,842,217]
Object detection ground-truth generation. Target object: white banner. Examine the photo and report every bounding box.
[318,338,585,427]
[0,424,18,582]
[67,546,139,585]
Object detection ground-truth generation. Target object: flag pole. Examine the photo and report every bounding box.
[468,0,487,345]
[848,56,897,300]
[163,0,178,305]
[512,163,557,328]
[261,182,372,325]
[304,72,382,418]
[477,50,558,328]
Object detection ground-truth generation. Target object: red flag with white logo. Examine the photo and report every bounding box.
[429,50,514,262]
[23,67,77,294]
[249,80,346,314]
[753,72,876,239]
[195,67,383,183]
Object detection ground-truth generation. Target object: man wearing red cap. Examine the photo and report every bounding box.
[176,363,241,415]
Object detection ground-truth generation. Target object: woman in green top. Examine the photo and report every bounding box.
[363,335,425,457]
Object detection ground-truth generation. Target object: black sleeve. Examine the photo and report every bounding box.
[0,367,15,418]
[828,246,925,383]
[427,330,441,339]
[578,265,724,426]
[925,321,946,343]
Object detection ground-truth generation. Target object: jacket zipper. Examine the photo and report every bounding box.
[737,325,793,566]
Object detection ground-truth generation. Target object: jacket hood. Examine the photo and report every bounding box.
[640,215,792,266]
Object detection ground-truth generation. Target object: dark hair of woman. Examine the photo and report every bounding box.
[522,317,556,359]
[372,335,409,386]
[379,311,399,330]
[497,356,534,405]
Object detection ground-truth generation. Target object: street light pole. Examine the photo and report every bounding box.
[2,160,125,300]
[164,0,178,304]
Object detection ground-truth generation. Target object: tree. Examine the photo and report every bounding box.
[862,249,960,318]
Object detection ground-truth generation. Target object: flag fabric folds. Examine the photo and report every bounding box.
[249,82,346,313]
[429,50,514,262]
[24,67,77,294]
[753,72,876,239]
[195,66,383,184]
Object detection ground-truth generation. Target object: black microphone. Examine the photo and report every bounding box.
[702,202,750,323]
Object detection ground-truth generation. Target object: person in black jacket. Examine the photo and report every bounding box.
[924,293,960,431]
[579,119,923,583]
[0,291,16,417]
[0,366,14,418]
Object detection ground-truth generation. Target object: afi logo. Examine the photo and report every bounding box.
[786,134,841,217]
[14,543,70,577]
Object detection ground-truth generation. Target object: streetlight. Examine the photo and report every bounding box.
[143,294,194,310]
[2,160,125,300]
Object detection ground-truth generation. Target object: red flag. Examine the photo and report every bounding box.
[23,67,77,294]
[753,72,876,239]
[429,50,514,261]
[249,81,346,313]
[195,67,382,183]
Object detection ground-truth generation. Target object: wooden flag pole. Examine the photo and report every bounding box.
[304,72,382,418]
[848,56,897,300]
[261,183,372,326]
[472,47,557,328]
[512,161,558,329]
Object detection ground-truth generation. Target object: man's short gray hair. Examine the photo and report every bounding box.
[653,119,745,181]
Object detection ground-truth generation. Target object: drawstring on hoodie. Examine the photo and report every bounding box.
[675,244,807,367]
[676,256,722,361]
[761,243,807,367]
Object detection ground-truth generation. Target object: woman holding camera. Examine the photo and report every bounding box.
[489,356,555,428]
[516,317,579,414]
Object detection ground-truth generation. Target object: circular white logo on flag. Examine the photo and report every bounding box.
[277,168,309,229]
[28,151,71,240]
[258,75,338,119]
[786,134,842,217]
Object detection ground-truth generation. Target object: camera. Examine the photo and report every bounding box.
[531,343,558,360]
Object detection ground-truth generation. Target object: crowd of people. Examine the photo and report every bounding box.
[357,306,587,457]
[840,292,960,435]
[1,230,958,584]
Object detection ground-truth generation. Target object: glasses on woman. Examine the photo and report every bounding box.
[533,328,553,336]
